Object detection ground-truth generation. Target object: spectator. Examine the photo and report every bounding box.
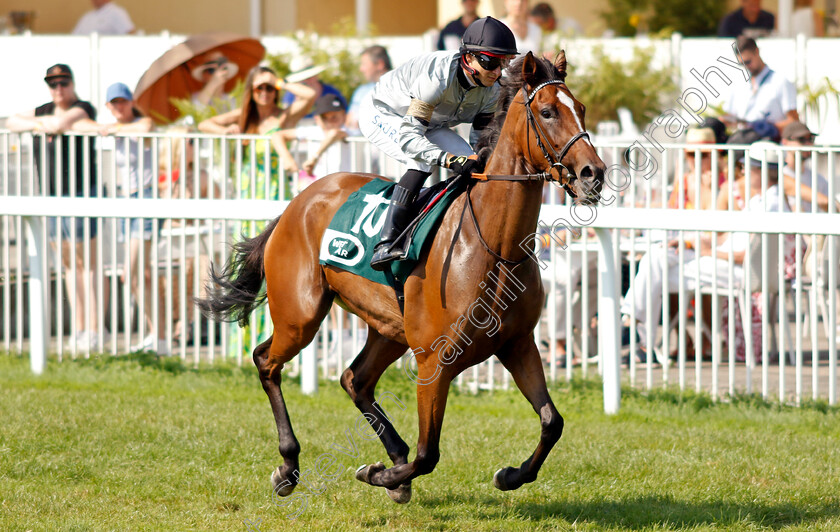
[281,58,347,120]
[540,228,598,368]
[668,127,726,211]
[198,66,316,179]
[780,121,833,213]
[156,132,221,355]
[718,0,775,38]
[530,2,583,36]
[714,142,800,362]
[72,0,135,35]
[437,0,480,51]
[6,64,103,352]
[502,0,543,54]
[283,94,352,187]
[721,37,799,139]
[189,51,239,109]
[621,127,725,363]
[199,67,315,359]
[346,45,392,134]
[621,142,795,364]
[76,83,159,352]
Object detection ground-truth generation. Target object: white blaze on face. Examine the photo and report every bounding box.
[555,88,592,146]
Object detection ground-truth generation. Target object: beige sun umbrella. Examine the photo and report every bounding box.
[134,32,266,123]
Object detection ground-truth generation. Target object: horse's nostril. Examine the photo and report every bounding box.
[579,165,594,178]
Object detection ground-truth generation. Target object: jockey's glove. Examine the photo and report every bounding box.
[446,154,479,178]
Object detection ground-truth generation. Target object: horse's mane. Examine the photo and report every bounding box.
[475,54,566,167]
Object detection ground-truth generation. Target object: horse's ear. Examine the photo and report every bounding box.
[521,52,539,88]
[554,50,567,81]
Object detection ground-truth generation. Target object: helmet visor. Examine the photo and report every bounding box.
[473,52,512,71]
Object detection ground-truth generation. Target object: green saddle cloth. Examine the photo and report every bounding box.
[319,177,465,286]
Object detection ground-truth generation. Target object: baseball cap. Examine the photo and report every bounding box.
[44,64,73,82]
[782,121,814,142]
[312,94,346,116]
[105,82,133,102]
[742,140,781,168]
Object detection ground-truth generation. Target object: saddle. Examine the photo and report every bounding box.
[319,175,469,286]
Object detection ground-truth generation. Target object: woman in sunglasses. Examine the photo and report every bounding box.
[359,16,518,270]
[6,63,103,352]
[199,66,316,359]
[199,66,317,192]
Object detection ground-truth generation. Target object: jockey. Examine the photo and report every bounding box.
[359,16,518,271]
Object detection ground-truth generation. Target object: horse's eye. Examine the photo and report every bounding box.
[540,109,552,119]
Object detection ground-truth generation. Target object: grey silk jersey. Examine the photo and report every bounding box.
[365,50,499,168]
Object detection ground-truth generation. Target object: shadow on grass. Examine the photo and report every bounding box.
[417,493,840,529]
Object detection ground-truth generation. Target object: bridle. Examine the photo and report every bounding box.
[465,78,592,266]
[473,79,590,198]
[522,79,590,197]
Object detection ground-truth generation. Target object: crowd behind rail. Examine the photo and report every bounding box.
[1,21,838,403]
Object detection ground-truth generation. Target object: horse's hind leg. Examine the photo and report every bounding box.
[256,284,334,498]
[340,328,412,503]
[253,337,301,497]
[493,333,564,491]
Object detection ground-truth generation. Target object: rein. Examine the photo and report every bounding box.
[465,78,590,265]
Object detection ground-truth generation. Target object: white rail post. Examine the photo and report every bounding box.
[595,228,620,414]
[24,216,47,375]
[300,339,318,395]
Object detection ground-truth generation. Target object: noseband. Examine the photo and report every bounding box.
[522,79,590,197]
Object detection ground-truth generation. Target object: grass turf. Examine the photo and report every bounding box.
[0,353,838,531]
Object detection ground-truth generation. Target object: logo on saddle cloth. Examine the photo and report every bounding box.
[319,191,391,266]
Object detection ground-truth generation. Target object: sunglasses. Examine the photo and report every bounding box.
[254,83,277,93]
[473,53,510,71]
[48,79,71,89]
[791,135,814,144]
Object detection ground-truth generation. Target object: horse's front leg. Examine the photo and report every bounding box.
[493,333,564,491]
[355,357,453,491]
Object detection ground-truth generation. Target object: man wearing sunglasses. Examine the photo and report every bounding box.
[359,16,518,270]
[6,64,102,351]
[721,36,799,139]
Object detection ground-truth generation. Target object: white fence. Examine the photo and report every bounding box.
[1,130,838,412]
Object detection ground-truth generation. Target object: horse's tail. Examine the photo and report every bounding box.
[196,216,280,327]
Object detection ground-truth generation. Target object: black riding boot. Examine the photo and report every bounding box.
[370,184,417,271]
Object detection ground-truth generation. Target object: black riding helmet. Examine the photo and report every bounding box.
[460,16,518,56]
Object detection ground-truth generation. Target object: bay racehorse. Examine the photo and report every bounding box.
[198,51,606,504]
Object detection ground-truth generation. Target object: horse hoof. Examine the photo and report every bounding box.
[386,482,412,504]
[355,462,386,485]
[493,467,514,491]
[271,467,296,497]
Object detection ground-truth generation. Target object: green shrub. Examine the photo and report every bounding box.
[648,0,727,37]
[601,0,726,37]
[265,17,366,104]
[569,45,678,128]
[600,0,649,37]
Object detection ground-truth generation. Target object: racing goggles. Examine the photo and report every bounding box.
[473,52,511,71]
